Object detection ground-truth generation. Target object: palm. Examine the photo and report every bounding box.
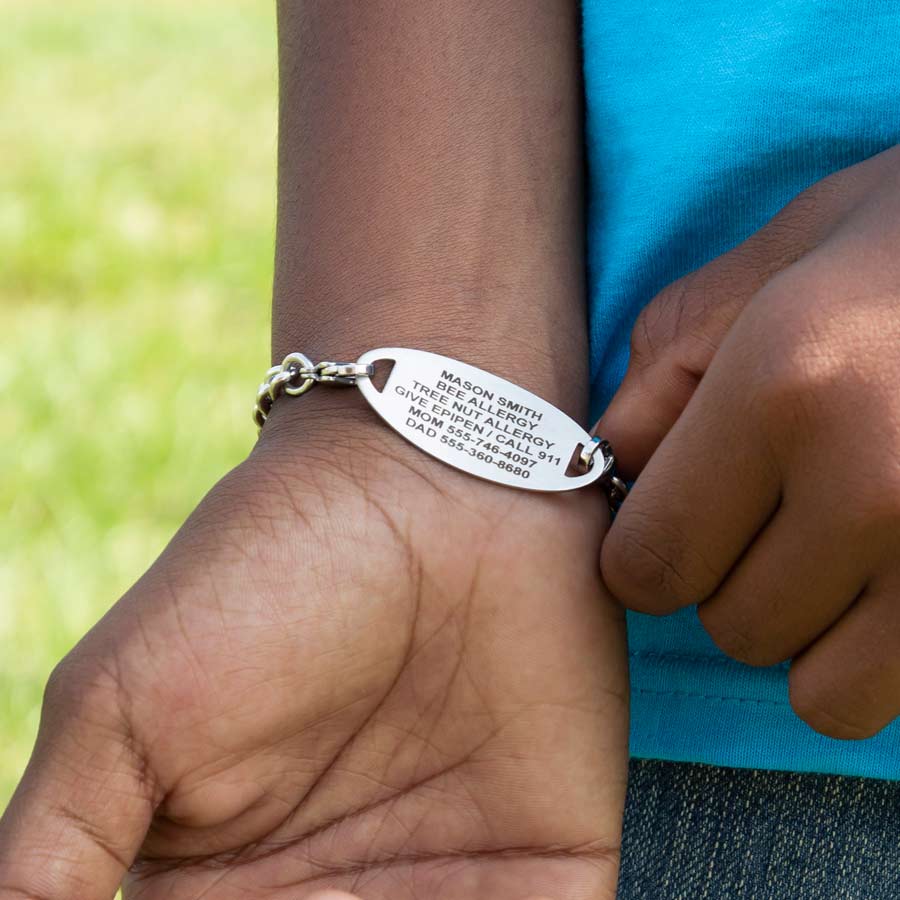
[19,419,629,900]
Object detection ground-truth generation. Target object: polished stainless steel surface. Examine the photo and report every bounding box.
[356,347,607,493]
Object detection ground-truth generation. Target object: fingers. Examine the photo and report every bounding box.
[696,495,871,667]
[597,266,755,478]
[599,148,900,740]
[595,243,800,477]
[0,657,156,900]
[601,328,781,614]
[789,574,900,739]
[596,155,888,478]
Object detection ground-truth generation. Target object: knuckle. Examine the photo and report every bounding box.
[753,354,809,416]
[630,276,698,365]
[745,321,833,444]
[630,294,671,363]
[699,606,784,667]
[601,513,699,612]
[629,267,742,402]
[789,670,881,740]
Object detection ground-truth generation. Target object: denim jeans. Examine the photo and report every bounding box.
[617,760,900,899]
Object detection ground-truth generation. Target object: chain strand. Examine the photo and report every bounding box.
[254,353,373,431]
[253,352,627,511]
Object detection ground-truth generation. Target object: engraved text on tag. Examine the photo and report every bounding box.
[356,348,604,492]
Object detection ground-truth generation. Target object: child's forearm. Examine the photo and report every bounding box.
[272,0,588,424]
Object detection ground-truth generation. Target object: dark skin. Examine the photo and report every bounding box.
[0,4,629,899]
[7,6,892,898]
[599,146,900,739]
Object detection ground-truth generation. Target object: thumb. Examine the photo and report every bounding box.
[0,655,156,899]
[594,171,867,478]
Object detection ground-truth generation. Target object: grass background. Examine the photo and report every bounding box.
[0,0,277,807]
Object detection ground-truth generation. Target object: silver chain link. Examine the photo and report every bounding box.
[578,437,629,510]
[254,353,373,431]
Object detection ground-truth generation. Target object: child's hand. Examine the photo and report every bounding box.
[0,398,628,900]
[597,145,900,740]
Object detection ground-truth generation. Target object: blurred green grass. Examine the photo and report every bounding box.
[0,0,277,806]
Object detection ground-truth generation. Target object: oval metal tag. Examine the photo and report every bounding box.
[356,348,604,492]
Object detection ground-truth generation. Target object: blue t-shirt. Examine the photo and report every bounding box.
[582,1,900,779]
